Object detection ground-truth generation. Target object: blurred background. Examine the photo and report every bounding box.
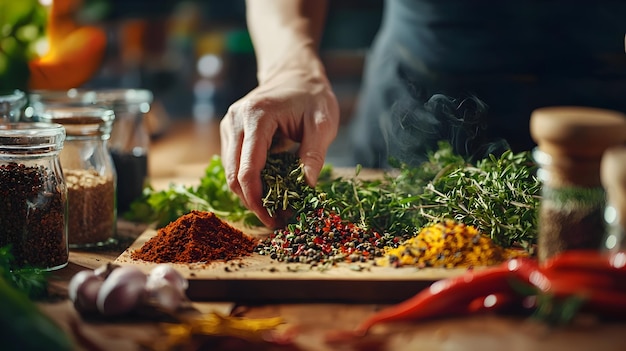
[0,0,382,177]
[85,0,382,124]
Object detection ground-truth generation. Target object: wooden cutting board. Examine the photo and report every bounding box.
[114,226,472,304]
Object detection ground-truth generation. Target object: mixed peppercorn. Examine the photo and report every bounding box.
[257,152,528,268]
[256,208,405,265]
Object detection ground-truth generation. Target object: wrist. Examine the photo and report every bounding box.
[256,44,327,85]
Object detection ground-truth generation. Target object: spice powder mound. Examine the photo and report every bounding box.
[131,210,258,263]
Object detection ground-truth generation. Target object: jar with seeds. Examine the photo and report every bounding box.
[530,106,626,263]
[0,122,68,270]
[39,106,117,248]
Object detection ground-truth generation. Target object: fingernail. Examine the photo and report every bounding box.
[303,165,318,187]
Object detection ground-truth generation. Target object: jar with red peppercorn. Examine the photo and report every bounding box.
[0,122,68,270]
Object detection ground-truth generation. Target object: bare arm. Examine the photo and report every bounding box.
[221,0,339,228]
[245,0,328,84]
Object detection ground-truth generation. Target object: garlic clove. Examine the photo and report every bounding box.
[68,270,103,313]
[96,266,147,316]
[148,283,186,312]
[75,278,104,313]
[68,270,97,302]
[146,264,188,293]
[93,262,120,279]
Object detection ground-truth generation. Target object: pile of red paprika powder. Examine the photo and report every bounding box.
[131,210,258,263]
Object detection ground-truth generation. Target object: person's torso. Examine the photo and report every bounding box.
[382,0,626,77]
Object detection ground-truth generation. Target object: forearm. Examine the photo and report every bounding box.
[245,0,328,84]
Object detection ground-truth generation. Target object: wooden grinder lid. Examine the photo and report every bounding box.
[530,106,626,186]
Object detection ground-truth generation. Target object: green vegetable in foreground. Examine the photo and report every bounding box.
[0,245,48,299]
[0,274,74,351]
[0,246,72,351]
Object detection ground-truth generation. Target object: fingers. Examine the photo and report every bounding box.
[220,105,245,205]
[298,92,340,187]
[238,106,279,228]
[221,98,281,228]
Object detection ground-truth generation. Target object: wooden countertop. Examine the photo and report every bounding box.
[40,119,626,351]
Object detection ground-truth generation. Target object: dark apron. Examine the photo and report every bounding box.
[348,0,626,168]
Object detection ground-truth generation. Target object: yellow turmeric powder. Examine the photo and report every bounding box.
[377,220,527,268]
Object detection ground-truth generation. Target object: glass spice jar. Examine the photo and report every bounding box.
[0,122,68,270]
[0,90,27,122]
[530,106,626,263]
[26,89,87,118]
[600,146,626,254]
[39,106,117,248]
[83,89,153,215]
[28,88,154,215]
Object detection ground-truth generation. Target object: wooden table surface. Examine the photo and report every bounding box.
[41,119,626,351]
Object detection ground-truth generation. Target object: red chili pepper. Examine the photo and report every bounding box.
[534,251,626,319]
[538,273,626,319]
[353,258,538,335]
[540,250,626,289]
[466,292,523,315]
[535,270,617,296]
[541,249,625,272]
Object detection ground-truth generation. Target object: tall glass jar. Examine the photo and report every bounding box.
[0,90,27,122]
[530,106,626,263]
[83,89,153,215]
[39,106,117,248]
[0,122,68,270]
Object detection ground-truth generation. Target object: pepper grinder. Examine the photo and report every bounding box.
[601,145,626,254]
[530,106,626,262]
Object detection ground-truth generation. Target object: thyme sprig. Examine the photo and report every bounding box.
[261,152,315,218]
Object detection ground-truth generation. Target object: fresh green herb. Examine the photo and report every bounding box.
[125,155,260,228]
[127,142,540,251]
[317,142,540,249]
[261,152,317,218]
[0,245,48,299]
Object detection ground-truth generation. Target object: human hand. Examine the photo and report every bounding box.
[220,68,340,228]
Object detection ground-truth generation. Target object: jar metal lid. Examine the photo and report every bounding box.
[39,106,115,137]
[0,89,26,105]
[29,88,88,104]
[0,90,27,120]
[0,122,65,153]
[83,89,153,105]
